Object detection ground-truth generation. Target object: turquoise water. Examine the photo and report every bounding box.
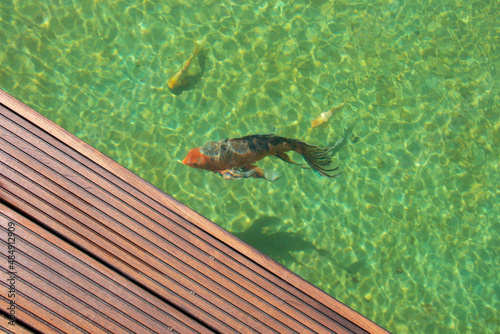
[1,0,498,332]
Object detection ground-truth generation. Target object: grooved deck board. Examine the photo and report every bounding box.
[0,89,389,333]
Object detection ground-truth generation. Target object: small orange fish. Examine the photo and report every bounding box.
[183,134,342,181]
[311,103,345,128]
[168,41,204,92]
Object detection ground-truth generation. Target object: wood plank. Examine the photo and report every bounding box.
[0,204,215,334]
[0,89,390,333]
[0,307,36,334]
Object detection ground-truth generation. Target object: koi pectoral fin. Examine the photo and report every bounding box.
[276,153,309,169]
[214,169,241,180]
[216,165,280,182]
[242,165,281,181]
[218,169,251,180]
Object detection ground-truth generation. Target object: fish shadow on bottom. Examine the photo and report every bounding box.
[233,215,366,280]
[233,215,329,264]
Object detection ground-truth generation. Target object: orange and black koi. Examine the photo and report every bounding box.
[182,134,342,181]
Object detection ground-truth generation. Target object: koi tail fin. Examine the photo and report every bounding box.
[295,142,342,178]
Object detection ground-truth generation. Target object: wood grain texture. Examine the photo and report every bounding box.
[0,313,35,334]
[0,205,214,334]
[0,89,390,334]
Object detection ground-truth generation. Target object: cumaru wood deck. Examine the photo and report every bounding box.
[0,89,389,334]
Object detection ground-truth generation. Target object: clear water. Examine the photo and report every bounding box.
[1,0,498,332]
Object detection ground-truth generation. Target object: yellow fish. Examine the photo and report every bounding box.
[311,103,345,128]
[168,41,204,92]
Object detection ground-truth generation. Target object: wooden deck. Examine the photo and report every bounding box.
[0,89,389,334]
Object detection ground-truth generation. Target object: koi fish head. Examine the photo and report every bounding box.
[182,147,218,170]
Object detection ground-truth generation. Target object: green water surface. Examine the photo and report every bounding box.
[1,0,498,332]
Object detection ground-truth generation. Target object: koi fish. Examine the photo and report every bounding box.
[182,134,342,182]
[311,102,345,128]
[167,41,204,92]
